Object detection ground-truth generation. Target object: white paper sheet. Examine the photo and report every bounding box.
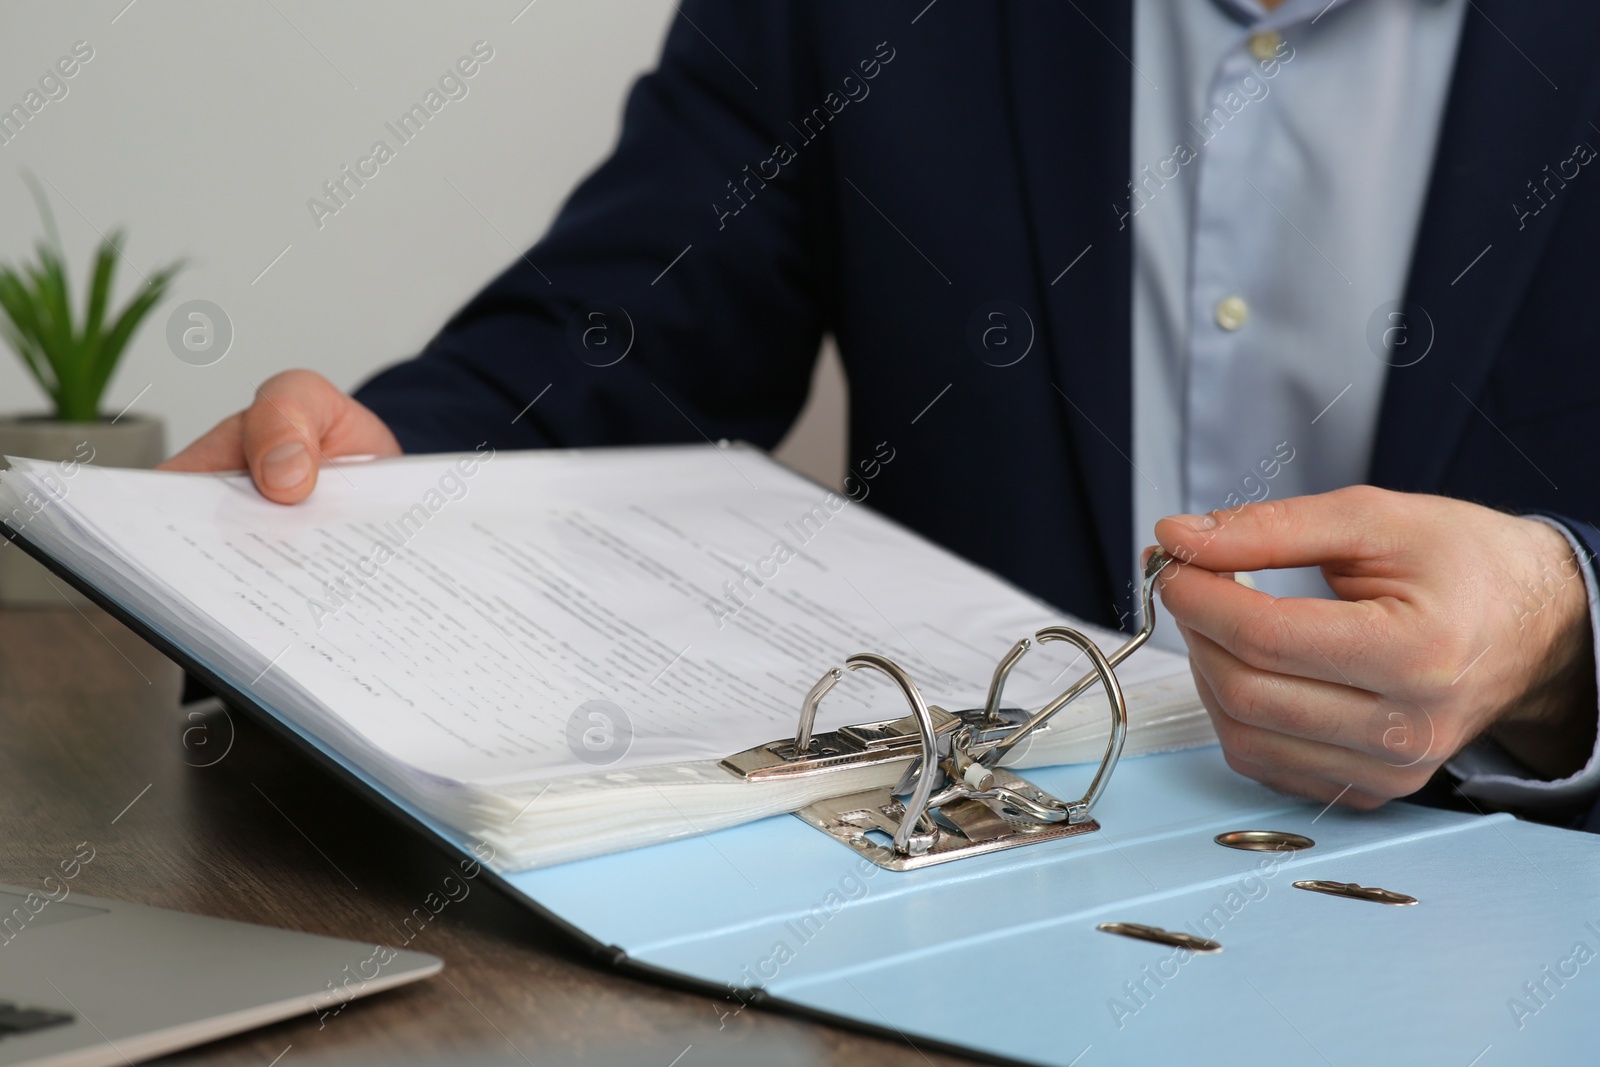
[1,444,1211,866]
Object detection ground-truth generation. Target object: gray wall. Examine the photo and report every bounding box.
[0,0,845,485]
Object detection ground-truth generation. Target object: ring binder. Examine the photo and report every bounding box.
[721,550,1174,869]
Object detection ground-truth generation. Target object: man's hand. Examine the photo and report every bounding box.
[1153,486,1597,809]
[159,370,401,504]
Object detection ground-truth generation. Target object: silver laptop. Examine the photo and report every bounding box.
[0,884,440,1067]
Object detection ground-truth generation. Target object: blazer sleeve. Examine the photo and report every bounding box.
[1447,514,1600,822]
[353,0,829,454]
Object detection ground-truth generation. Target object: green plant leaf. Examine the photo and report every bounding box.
[25,245,77,400]
[0,176,182,421]
[82,230,122,351]
[0,266,57,399]
[0,318,56,409]
[85,261,183,415]
[21,171,62,260]
[73,232,123,418]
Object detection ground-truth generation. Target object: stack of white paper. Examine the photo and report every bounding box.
[0,444,1213,869]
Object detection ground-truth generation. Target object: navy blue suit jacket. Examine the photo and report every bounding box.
[356,1,1600,680]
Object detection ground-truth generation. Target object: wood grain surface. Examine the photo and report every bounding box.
[0,603,981,1067]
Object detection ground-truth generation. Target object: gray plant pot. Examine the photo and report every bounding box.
[0,414,165,607]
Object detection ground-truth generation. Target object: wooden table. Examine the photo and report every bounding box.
[0,604,979,1066]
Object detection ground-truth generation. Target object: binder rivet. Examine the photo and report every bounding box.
[1293,879,1418,906]
[1097,922,1222,954]
[1214,829,1314,852]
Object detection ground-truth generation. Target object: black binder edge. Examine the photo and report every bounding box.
[2,520,1043,1067]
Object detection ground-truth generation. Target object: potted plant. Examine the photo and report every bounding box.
[0,175,181,605]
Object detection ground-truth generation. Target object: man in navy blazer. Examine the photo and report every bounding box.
[167,2,1600,826]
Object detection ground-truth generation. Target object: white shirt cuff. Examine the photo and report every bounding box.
[1447,516,1600,809]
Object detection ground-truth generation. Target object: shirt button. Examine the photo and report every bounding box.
[1249,31,1283,60]
[1215,295,1249,331]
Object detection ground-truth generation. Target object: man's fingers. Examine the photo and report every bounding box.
[1187,665,1383,806]
[1184,633,1438,800]
[1187,661,1426,803]
[158,412,245,473]
[1156,485,1403,574]
[1222,754,1391,811]
[242,376,330,504]
[1182,625,1391,754]
[1159,555,1390,688]
[160,370,401,505]
[1211,713,1431,800]
[235,370,401,505]
[1182,622,1441,770]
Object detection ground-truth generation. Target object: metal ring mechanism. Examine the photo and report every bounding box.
[785,550,1171,860]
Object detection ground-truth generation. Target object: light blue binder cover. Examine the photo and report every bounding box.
[505,749,1600,1066]
[10,524,1600,1066]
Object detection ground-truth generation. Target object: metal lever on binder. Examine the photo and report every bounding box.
[974,548,1168,769]
[719,550,1173,871]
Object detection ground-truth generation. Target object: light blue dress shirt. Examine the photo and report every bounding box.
[1132,0,1467,626]
[1130,0,1600,806]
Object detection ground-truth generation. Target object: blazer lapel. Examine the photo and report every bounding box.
[1373,2,1600,490]
[1000,0,1137,608]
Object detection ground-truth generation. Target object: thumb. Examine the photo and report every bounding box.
[1155,486,1390,574]
[240,371,343,504]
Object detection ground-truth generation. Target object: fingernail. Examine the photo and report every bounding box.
[1166,512,1218,532]
[261,442,311,490]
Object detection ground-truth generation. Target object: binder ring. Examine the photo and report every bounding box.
[733,549,1174,866]
[886,625,1127,839]
[793,667,843,755]
[841,653,942,855]
[1029,626,1126,820]
[982,547,1169,765]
